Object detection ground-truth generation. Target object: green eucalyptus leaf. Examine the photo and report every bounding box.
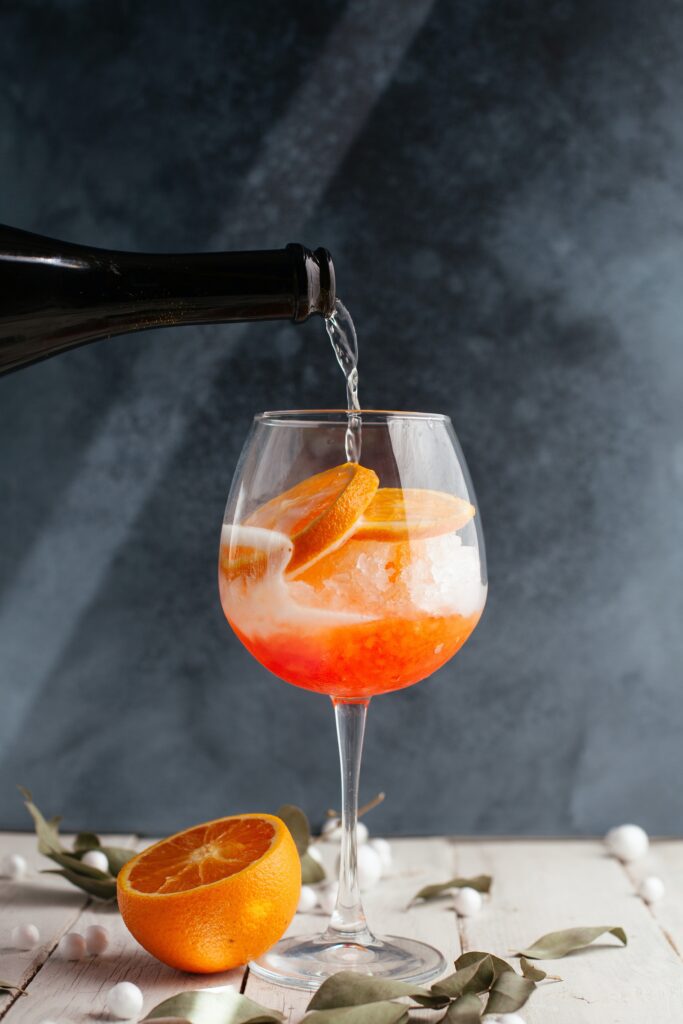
[100,846,136,876]
[432,956,494,998]
[301,850,326,885]
[276,804,310,856]
[73,831,101,852]
[301,1003,410,1024]
[19,786,64,855]
[453,951,513,980]
[42,868,117,901]
[46,850,111,880]
[519,956,547,981]
[485,972,535,1015]
[441,994,482,1022]
[411,876,492,904]
[518,925,627,960]
[144,989,283,1024]
[0,979,27,996]
[307,971,442,1010]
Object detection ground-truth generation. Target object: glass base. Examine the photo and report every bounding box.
[249,932,447,991]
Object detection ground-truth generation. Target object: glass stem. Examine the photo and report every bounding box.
[323,698,375,945]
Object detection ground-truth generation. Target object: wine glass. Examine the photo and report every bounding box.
[218,410,487,989]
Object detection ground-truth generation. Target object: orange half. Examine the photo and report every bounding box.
[352,487,475,541]
[246,462,379,575]
[117,813,300,973]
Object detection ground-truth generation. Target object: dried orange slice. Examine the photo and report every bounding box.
[352,487,475,541]
[246,462,379,575]
[117,813,300,973]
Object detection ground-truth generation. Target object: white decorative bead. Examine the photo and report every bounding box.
[356,844,382,889]
[297,885,317,913]
[321,818,342,840]
[605,824,649,862]
[58,931,86,960]
[1,853,28,880]
[11,923,40,949]
[356,822,369,845]
[85,923,110,955]
[490,1014,526,1024]
[81,849,110,873]
[453,886,482,917]
[306,845,324,865]
[368,838,392,871]
[106,981,144,1019]
[639,875,665,904]
[318,881,339,915]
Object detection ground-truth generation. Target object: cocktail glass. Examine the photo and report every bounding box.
[218,411,487,989]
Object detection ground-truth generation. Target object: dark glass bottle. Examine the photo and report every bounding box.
[0,224,336,374]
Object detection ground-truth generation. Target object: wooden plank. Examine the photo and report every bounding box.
[2,835,246,1024]
[1,832,91,1018]
[454,839,683,1023]
[621,839,683,961]
[245,836,461,1022]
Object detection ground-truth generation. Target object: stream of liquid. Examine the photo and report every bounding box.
[325,298,362,462]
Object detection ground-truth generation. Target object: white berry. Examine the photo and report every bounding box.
[356,822,369,844]
[368,838,392,871]
[318,881,339,915]
[1,853,28,880]
[85,923,110,955]
[639,875,665,904]
[106,981,144,1019]
[11,923,40,949]
[81,849,110,872]
[297,885,317,913]
[321,818,342,840]
[337,844,381,889]
[58,931,86,960]
[307,845,324,865]
[605,824,649,862]
[453,886,482,917]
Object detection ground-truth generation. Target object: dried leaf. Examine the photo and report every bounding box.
[411,876,492,905]
[19,786,63,855]
[301,1004,410,1024]
[485,972,535,1015]
[0,979,27,996]
[454,951,513,980]
[519,957,546,981]
[301,850,325,885]
[441,993,482,1022]
[518,926,627,960]
[144,989,284,1023]
[73,831,101,852]
[432,956,494,998]
[42,868,117,901]
[308,972,441,1011]
[276,804,310,856]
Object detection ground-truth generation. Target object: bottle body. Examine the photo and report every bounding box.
[0,225,335,374]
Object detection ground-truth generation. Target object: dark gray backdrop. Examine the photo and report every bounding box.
[1,0,681,836]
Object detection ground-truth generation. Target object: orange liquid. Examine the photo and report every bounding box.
[230,610,481,700]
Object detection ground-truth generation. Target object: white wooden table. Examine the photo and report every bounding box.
[1,833,682,1022]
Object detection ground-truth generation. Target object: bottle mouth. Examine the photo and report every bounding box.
[288,244,336,321]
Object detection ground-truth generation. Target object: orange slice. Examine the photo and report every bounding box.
[246,462,379,576]
[117,813,300,973]
[219,525,293,583]
[352,487,475,541]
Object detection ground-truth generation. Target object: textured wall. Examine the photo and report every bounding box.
[1,0,682,836]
